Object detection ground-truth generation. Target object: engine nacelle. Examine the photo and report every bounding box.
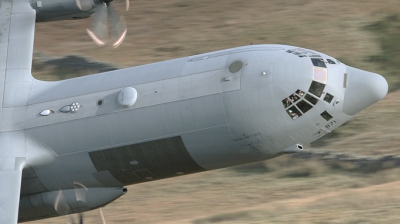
[19,187,127,222]
[30,0,97,22]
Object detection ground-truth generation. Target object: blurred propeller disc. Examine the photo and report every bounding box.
[82,0,129,47]
[86,3,109,46]
[107,4,127,48]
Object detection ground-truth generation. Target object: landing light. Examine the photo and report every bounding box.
[39,109,53,116]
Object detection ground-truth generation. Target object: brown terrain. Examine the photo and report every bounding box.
[28,0,400,223]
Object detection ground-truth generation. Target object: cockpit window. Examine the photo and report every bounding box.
[321,111,333,121]
[311,58,326,68]
[287,106,301,120]
[282,89,317,120]
[296,100,313,113]
[304,94,318,105]
[327,59,336,64]
[323,93,334,103]
[313,67,328,84]
[308,81,325,97]
[282,98,292,108]
[289,93,300,103]
[313,67,328,83]
[296,89,305,97]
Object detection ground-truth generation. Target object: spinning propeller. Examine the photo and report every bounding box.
[54,182,108,224]
[76,0,129,48]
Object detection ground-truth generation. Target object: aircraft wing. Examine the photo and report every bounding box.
[0,0,36,223]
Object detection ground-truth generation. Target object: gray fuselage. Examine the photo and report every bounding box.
[17,45,387,222]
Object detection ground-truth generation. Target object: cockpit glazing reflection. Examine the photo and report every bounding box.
[282,48,344,121]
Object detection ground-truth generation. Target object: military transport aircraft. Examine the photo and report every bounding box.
[0,0,388,223]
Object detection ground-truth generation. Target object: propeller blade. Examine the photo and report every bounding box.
[126,0,129,11]
[76,0,83,10]
[76,0,95,11]
[79,213,84,224]
[107,4,127,48]
[100,208,107,224]
[54,190,70,216]
[86,3,108,46]
[74,182,88,203]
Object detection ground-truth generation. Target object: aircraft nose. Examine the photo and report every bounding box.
[342,66,388,116]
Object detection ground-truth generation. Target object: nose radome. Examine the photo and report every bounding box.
[342,66,388,116]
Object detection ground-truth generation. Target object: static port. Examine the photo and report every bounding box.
[97,99,103,106]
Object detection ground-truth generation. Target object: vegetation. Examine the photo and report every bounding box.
[365,14,400,92]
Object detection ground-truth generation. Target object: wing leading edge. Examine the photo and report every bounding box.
[0,0,36,223]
